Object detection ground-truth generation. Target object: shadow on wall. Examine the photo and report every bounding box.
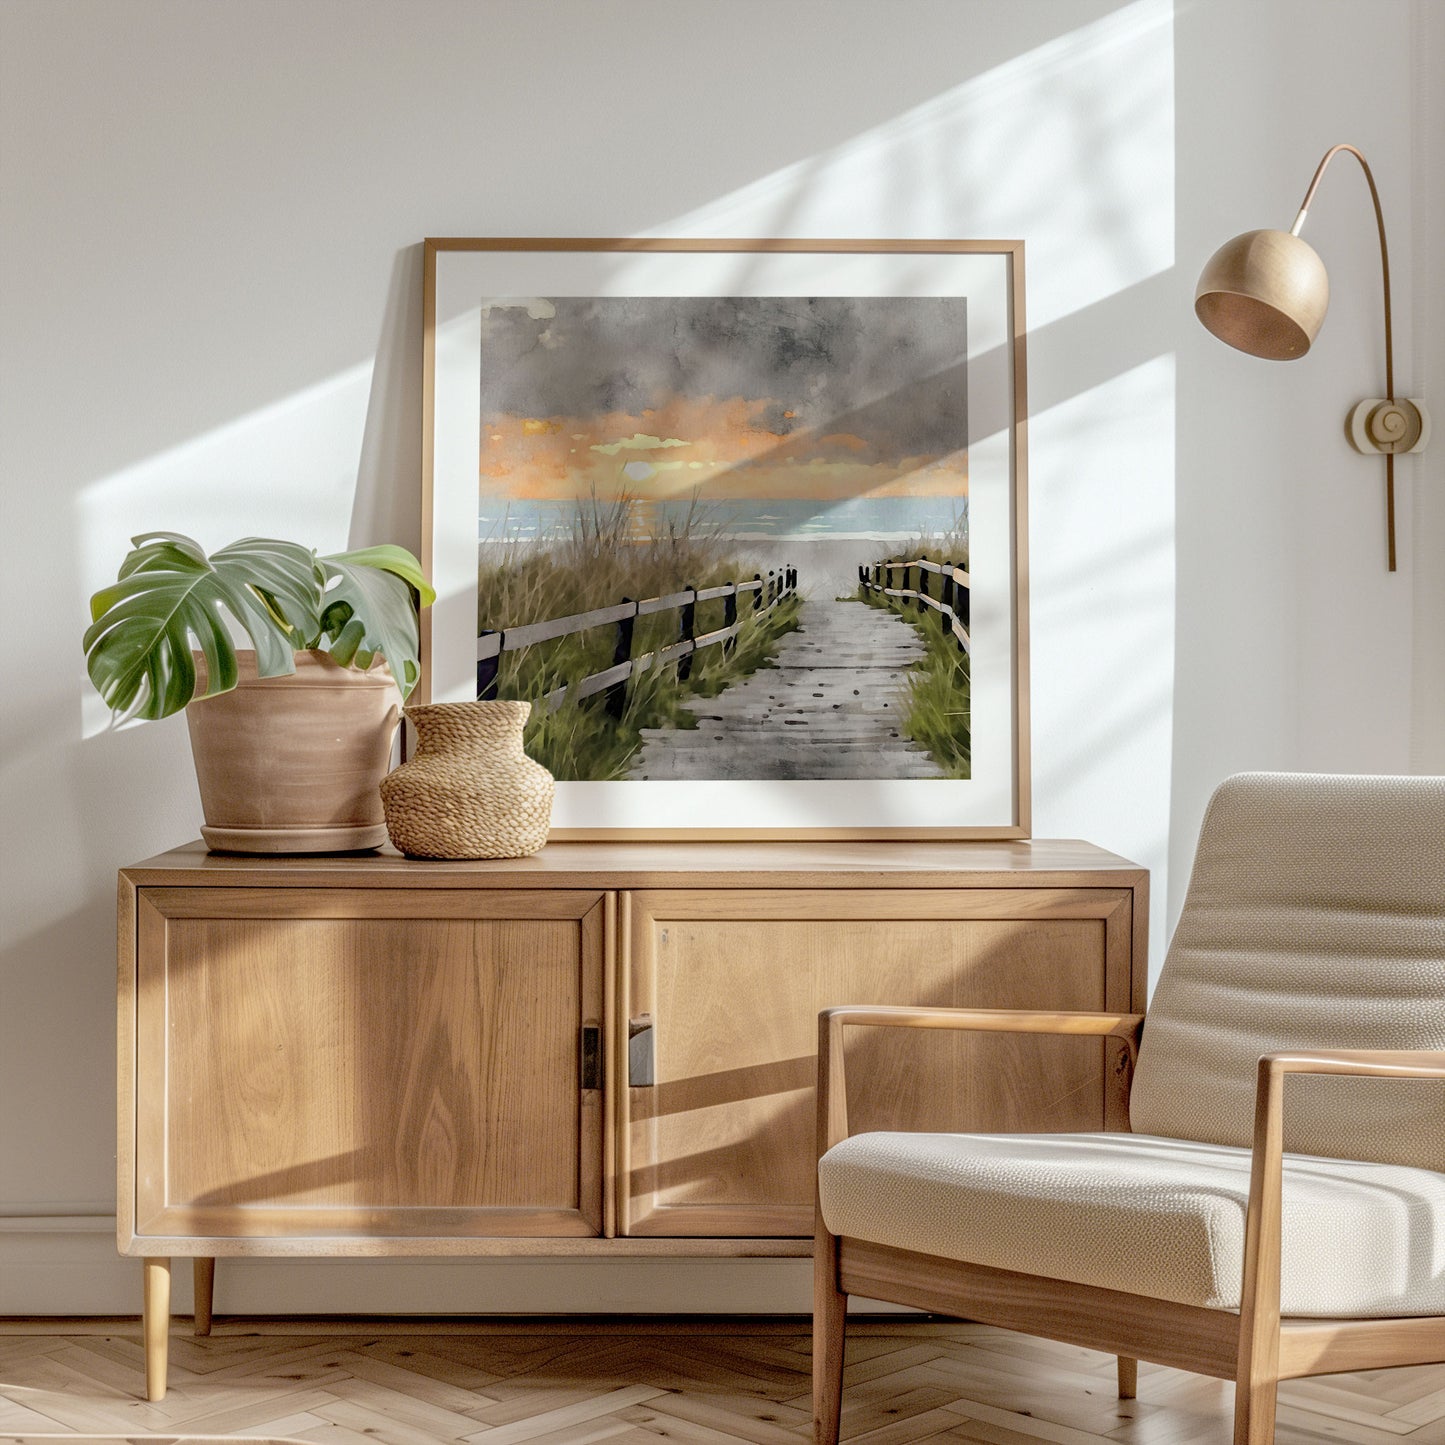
[350,245,427,559]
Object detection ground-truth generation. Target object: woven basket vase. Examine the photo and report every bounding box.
[380,700,554,859]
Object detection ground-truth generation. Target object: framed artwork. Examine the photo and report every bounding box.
[422,238,1029,838]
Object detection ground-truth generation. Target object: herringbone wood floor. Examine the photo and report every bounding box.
[1,1318,1442,1445]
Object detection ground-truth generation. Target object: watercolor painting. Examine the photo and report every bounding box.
[470,295,972,784]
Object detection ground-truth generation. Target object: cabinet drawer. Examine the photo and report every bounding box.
[125,888,607,1245]
[620,888,1135,1238]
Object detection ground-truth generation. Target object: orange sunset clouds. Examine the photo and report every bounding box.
[477,295,969,518]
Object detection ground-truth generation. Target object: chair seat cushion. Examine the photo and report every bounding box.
[818,1131,1445,1317]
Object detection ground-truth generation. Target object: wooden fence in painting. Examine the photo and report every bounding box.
[858,558,971,655]
[478,567,798,717]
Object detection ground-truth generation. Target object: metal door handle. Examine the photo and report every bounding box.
[579,1024,601,1091]
[628,1014,655,1087]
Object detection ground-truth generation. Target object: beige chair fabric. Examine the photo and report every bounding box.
[1128,773,1445,1170]
[818,1129,1445,1317]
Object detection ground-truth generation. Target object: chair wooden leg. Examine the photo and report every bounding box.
[1235,1282,1280,1445]
[1116,1356,1137,1400]
[813,1223,847,1445]
[1234,1369,1278,1445]
[193,1257,215,1336]
[142,1257,170,1402]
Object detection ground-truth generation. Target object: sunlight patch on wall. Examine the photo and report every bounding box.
[1028,354,1175,973]
[76,364,375,737]
[637,0,1174,333]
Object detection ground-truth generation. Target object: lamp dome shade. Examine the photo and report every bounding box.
[1195,228,1329,360]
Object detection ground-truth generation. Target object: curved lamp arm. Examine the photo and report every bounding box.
[1289,145,1403,568]
[1289,144,1394,401]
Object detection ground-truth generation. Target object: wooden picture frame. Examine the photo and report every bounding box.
[422,238,1029,838]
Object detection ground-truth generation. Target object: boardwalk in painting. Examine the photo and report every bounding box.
[629,597,944,780]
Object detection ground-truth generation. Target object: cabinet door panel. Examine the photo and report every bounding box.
[134,889,605,1241]
[622,888,1134,1237]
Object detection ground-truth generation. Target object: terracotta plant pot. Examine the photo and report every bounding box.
[186,650,402,853]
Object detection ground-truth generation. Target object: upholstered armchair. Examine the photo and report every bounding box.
[814,772,1445,1445]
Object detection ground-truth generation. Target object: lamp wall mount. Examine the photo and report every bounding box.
[1347,397,1429,456]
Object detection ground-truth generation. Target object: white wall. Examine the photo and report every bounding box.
[1410,0,1445,773]
[1170,0,1441,907]
[0,0,1438,1315]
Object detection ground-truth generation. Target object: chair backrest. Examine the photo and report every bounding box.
[1130,772,1445,1170]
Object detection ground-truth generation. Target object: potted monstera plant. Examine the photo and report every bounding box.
[84,531,435,853]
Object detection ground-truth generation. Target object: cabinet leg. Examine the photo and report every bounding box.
[193,1257,215,1336]
[142,1257,171,1402]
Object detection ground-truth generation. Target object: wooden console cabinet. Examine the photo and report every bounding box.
[118,839,1146,1397]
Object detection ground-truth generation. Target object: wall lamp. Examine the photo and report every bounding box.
[1195,143,1429,571]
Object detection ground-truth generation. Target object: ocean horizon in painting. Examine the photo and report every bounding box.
[478,493,967,543]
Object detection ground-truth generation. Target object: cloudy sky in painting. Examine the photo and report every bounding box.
[477,296,968,504]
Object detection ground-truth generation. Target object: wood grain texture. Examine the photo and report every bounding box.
[426,237,1029,252]
[119,838,1148,889]
[140,886,606,918]
[1277,1315,1445,1377]
[5,1318,1441,1441]
[816,1006,1145,1153]
[192,1259,213,1337]
[579,900,607,1237]
[624,888,1138,1236]
[812,1218,846,1445]
[617,891,645,1239]
[1117,1354,1137,1399]
[131,890,606,1247]
[114,839,1147,1412]
[141,1257,168,1401]
[115,874,138,1252]
[110,1234,814,1258]
[603,891,619,1241]
[839,1239,1243,1380]
[1008,239,1032,844]
[813,1004,848,1445]
[1236,1057,1285,1442]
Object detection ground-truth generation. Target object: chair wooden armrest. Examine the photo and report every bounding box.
[1259,1048,1445,1081]
[816,1006,1146,1154]
[1237,1048,1445,1421]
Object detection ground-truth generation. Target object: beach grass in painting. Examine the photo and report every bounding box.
[477,493,799,780]
[857,524,972,779]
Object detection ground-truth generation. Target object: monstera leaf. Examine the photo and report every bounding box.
[85,533,322,720]
[316,545,435,699]
[84,533,434,721]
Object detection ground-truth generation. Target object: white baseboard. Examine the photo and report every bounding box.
[0,1216,909,1317]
